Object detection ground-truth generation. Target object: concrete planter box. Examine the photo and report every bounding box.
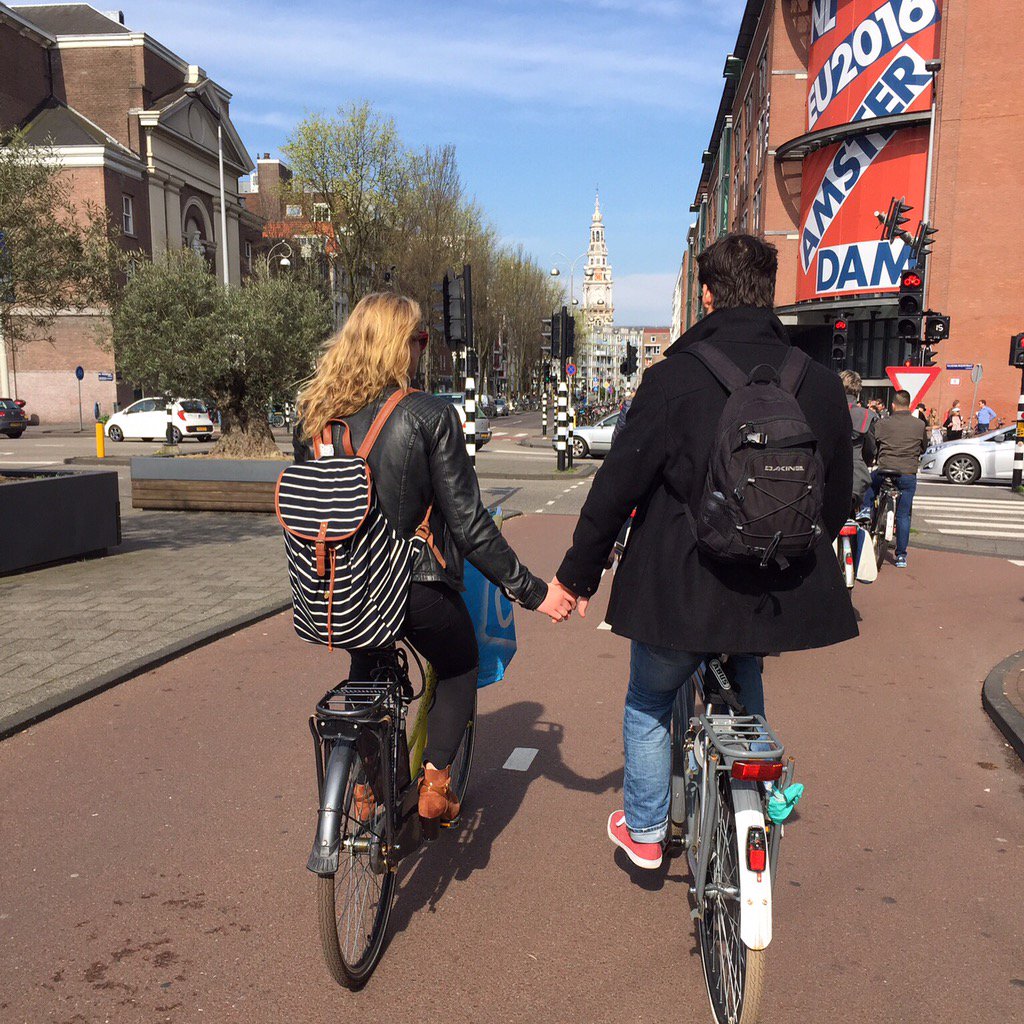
[0,469,121,574]
[130,456,286,512]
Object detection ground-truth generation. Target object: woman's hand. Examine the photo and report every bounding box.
[537,579,577,622]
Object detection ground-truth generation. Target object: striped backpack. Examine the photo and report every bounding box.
[275,389,440,651]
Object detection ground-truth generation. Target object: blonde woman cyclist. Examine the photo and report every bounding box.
[293,293,574,829]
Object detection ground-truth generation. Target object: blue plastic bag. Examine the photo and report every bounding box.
[461,560,517,688]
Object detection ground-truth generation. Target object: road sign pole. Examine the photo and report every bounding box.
[969,363,983,436]
[556,380,567,472]
[1012,367,1024,491]
[77,378,83,432]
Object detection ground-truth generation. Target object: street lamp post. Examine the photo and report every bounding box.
[266,240,293,271]
[185,88,231,287]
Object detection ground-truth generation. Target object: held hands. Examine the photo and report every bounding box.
[536,577,589,623]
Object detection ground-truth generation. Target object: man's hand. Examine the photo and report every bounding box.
[537,580,576,622]
[550,577,589,619]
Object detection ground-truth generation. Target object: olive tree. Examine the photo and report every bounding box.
[112,250,332,457]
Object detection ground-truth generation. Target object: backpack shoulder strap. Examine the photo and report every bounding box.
[777,346,811,395]
[356,387,417,460]
[686,341,748,394]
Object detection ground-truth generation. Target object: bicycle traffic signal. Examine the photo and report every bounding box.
[896,268,924,340]
[879,196,913,243]
[831,315,849,366]
[563,309,575,361]
[924,312,949,343]
[922,345,938,368]
[1010,332,1024,368]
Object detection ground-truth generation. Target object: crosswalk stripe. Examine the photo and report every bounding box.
[1010,560,1024,567]
[921,517,1024,527]
[937,528,1024,538]
[915,499,1023,509]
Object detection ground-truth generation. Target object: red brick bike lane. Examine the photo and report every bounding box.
[0,516,1022,1024]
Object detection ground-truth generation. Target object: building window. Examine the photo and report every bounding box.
[312,202,330,222]
[122,195,135,236]
[245,240,252,271]
[286,204,303,219]
[757,42,768,99]
[743,146,750,191]
[753,185,762,234]
[740,210,748,233]
[759,94,771,161]
[251,171,258,192]
[744,90,754,135]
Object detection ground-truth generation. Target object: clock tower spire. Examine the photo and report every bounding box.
[583,190,614,330]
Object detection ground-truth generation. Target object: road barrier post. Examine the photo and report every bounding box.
[1013,367,1024,491]
[542,386,547,437]
[556,380,567,472]
[95,422,105,459]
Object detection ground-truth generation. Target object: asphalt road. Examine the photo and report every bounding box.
[1,516,1022,1024]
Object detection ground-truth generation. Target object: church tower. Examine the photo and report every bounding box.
[583,191,614,330]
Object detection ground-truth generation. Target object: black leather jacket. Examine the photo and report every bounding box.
[294,388,546,610]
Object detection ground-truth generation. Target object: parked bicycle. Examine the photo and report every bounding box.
[308,647,474,989]
[667,658,800,1024]
[866,470,902,569]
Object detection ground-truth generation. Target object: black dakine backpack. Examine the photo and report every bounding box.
[687,341,825,569]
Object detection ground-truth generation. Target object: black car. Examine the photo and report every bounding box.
[0,398,28,438]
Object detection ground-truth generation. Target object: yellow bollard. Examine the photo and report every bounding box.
[95,422,105,459]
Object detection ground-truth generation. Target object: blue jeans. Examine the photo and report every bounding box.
[860,472,917,559]
[623,644,765,844]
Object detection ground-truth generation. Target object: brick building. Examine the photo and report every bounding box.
[674,0,1024,424]
[0,3,262,421]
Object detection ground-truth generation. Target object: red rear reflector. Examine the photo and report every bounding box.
[746,826,767,873]
[839,524,858,536]
[732,760,784,782]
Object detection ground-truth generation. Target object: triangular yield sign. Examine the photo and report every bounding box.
[885,365,942,407]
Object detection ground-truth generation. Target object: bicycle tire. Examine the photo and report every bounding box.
[873,495,892,569]
[449,692,477,808]
[316,746,397,989]
[698,770,767,1024]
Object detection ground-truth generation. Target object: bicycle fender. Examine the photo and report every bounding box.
[732,780,773,951]
[307,740,354,876]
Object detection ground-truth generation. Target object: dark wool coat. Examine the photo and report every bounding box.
[556,306,859,653]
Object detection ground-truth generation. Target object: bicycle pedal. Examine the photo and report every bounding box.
[439,815,461,830]
[419,815,441,841]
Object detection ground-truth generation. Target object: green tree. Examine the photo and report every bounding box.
[112,250,332,457]
[0,131,127,395]
[282,102,407,314]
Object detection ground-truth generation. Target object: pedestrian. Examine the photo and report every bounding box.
[291,292,574,830]
[550,233,856,869]
[840,369,877,511]
[943,400,964,440]
[857,388,928,568]
[975,399,998,435]
[913,402,927,421]
[927,407,942,447]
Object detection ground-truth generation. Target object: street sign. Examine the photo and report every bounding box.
[885,365,941,406]
[75,365,84,381]
[565,362,577,377]
[945,363,973,370]
[971,363,984,384]
[98,371,114,381]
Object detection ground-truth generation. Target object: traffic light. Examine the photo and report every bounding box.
[550,310,563,362]
[563,309,575,361]
[896,268,924,341]
[911,221,938,263]
[924,312,950,343]
[879,196,913,243]
[432,269,465,346]
[540,315,553,355]
[1010,332,1024,368]
[620,342,638,377]
[922,345,938,367]
[831,315,849,366]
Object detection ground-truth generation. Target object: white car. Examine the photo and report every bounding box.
[434,393,492,446]
[106,398,215,443]
[567,411,620,458]
[918,425,1019,484]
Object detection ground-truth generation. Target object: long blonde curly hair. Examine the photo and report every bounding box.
[296,292,421,442]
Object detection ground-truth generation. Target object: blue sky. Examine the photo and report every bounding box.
[123,0,745,325]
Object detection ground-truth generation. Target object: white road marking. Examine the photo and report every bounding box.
[597,621,612,631]
[0,459,60,465]
[915,499,1023,509]
[922,517,1024,528]
[546,500,555,506]
[503,747,539,772]
[515,432,529,437]
[1009,560,1024,566]
[937,528,1024,538]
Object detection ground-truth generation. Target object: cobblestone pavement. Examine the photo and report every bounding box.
[0,510,289,736]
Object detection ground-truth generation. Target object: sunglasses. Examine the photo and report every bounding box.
[411,329,429,350]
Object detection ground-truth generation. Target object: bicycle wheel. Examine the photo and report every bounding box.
[448,692,477,808]
[698,771,767,1024]
[873,495,892,569]
[316,746,397,989]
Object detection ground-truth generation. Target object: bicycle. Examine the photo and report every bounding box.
[308,647,475,989]
[667,658,798,1024]
[833,518,859,589]
[868,470,901,569]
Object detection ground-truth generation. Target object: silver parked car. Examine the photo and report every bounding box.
[568,410,620,458]
[919,425,1019,484]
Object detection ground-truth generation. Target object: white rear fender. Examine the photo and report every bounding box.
[731,779,773,951]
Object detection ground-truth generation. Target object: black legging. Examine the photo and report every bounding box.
[349,582,479,768]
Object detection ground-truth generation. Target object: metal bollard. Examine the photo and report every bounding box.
[95,422,105,459]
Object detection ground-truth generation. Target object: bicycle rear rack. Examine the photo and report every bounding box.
[700,713,785,762]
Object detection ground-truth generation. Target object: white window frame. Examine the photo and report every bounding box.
[285,203,303,219]
[312,202,330,222]
[122,195,135,236]
[753,184,762,234]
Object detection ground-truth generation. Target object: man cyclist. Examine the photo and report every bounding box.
[840,369,877,511]
[551,233,857,868]
[857,389,928,569]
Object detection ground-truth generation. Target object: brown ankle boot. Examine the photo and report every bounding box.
[418,764,461,831]
[353,783,376,822]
